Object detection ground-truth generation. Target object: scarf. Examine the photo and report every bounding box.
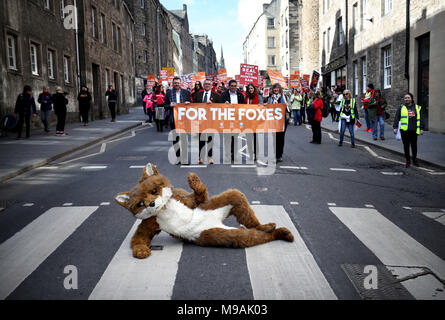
[271,94,281,104]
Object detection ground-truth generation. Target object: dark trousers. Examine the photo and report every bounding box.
[311,120,322,143]
[80,106,89,124]
[301,106,306,123]
[56,109,67,132]
[401,130,418,162]
[199,134,213,159]
[275,116,288,158]
[108,102,116,120]
[17,113,31,138]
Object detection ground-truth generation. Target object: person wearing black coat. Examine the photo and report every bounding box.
[105,85,118,122]
[15,85,37,139]
[77,86,92,126]
[194,79,222,164]
[163,77,192,164]
[220,80,246,162]
[37,87,53,133]
[53,87,69,136]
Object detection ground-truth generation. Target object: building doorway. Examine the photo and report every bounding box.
[417,33,430,130]
[92,63,102,120]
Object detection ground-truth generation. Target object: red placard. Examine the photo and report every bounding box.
[159,70,168,83]
[290,72,300,89]
[146,75,156,87]
[239,63,259,86]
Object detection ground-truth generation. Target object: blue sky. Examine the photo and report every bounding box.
[160,0,265,77]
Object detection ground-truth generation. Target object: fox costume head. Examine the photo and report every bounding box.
[115,164,173,220]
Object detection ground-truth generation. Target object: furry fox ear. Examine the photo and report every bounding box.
[141,163,159,181]
[115,192,130,208]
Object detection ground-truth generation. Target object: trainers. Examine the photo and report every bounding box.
[413,160,420,167]
[381,137,385,140]
[406,161,411,168]
[373,138,378,141]
[338,142,343,147]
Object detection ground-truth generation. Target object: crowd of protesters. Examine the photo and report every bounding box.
[9,75,424,169]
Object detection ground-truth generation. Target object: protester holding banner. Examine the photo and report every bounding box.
[245,83,264,161]
[153,85,166,132]
[307,91,323,144]
[164,77,192,164]
[191,81,203,102]
[220,80,246,161]
[194,79,222,165]
[266,83,289,162]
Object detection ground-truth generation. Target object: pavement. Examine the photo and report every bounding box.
[319,118,445,169]
[0,107,148,183]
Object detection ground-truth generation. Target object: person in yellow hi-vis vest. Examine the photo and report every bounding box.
[393,93,425,168]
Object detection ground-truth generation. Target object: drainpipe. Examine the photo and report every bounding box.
[157,6,162,73]
[405,0,410,90]
[74,0,81,92]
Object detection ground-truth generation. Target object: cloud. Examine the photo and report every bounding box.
[237,0,268,35]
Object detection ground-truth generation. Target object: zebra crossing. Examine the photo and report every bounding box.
[0,203,444,300]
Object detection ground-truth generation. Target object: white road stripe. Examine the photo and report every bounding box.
[280,166,308,170]
[81,166,108,170]
[329,207,445,298]
[231,165,257,168]
[246,206,337,300]
[36,166,59,170]
[330,168,357,172]
[290,202,299,205]
[429,172,445,175]
[403,207,413,210]
[129,166,145,169]
[382,172,404,176]
[63,203,73,207]
[328,203,337,207]
[365,204,375,208]
[0,206,98,299]
[100,202,111,206]
[89,223,182,300]
[251,201,261,205]
[436,216,445,226]
[180,165,207,169]
[23,203,34,207]
[422,212,444,220]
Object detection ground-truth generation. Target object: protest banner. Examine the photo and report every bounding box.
[301,74,311,93]
[160,70,168,83]
[162,67,175,84]
[235,75,240,82]
[174,103,286,134]
[218,68,227,79]
[146,75,156,87]
[239,64,259,86]
[290,72,300,89]
[263,88,270,98]
[267,69,288,89]
[310,70,321,93]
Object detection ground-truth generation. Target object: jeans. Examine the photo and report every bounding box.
[364,109,372,129]
[373,115,385,139]
[147,108,153,122]
[340,119,355,145]
[293,110,301,125]
[40,110,51,130]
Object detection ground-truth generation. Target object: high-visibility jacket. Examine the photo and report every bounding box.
[340,99,356,120]
[400,104,422,135]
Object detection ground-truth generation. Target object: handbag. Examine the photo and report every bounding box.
[396,122,402,141]
[155,106,165,120]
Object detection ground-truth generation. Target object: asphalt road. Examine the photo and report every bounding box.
[1,122,444,300]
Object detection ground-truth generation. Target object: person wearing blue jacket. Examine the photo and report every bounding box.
[15,85,37,139]
[38,87,53,132]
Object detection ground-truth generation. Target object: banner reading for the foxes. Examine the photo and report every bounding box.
[239,64,259,86]
[174,103,286,133]
[267,69,288,89]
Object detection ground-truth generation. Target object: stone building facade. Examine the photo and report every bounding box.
[167,4,193,75]
[124,0,175,103]
[193,34,218,75]
[244,0,319,79]
[320,0,445,132]
[78,0,136,120]
[1,0,78,124]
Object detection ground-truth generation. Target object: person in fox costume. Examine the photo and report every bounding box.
[115,164,294,259]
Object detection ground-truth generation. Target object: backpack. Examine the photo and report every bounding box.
[322,97,330,118]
